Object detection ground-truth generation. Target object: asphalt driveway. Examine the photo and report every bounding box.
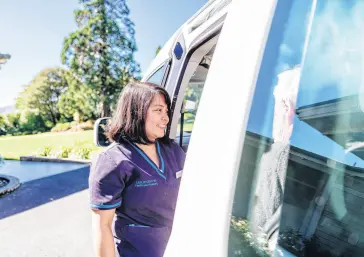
[0,164,94,257]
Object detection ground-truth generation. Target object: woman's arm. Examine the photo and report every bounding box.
[91,208,117,257]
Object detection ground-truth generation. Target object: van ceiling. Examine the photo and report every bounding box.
[190,45,216,84]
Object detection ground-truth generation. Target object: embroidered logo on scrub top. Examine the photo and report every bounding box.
[135,179,158,188]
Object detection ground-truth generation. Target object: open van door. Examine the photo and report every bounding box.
[164,0,279,255]
[165,0,364,255]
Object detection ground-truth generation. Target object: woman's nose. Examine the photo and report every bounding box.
[162,113,169,122]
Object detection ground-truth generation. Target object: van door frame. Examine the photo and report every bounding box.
[167,15,227,142]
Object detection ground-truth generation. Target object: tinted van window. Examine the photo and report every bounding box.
[229,1,364,256]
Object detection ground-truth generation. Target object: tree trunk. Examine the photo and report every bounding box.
[100,98,111,117]
[99,1,111,118]
[48,108,57,125]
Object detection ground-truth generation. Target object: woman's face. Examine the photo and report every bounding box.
[145,93,169,142]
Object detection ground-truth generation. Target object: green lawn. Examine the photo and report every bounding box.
[0,130,100,160]
[0,121,195,160]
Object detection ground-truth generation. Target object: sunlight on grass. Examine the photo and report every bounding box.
[0,130,102,160]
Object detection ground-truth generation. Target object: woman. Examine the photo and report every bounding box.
[89,82,186,257]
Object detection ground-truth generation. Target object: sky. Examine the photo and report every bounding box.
[0,0,207,107]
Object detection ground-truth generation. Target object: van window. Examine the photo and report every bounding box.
[178,83,204,131]
[229,0,364,256]
[146,65,167,86]
[176,46,215,151]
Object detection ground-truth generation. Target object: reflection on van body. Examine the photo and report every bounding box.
[232,129,364,257]
[297,95,364,162]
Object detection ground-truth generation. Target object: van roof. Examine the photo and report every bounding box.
[142,0,231,79]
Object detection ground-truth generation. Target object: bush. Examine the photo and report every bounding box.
[0,114,8,135]
[51,120,94,133]
[19,111,47,134]
[68,125,84,132]
[38,145,53,157]
[7,112,21,129]
[0,111,50,136]
[70,146,93,160]
[0,128,6,136]
[51,122,72,132]
[34,139,97,160]
[54,146,73,158]
[44,120,54,128]
[79,120,94,130]
[5,112,21,135]
[68,120,94,132]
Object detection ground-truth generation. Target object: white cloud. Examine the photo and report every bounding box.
[302,1,364,97]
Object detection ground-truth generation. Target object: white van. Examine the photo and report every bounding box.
[95,0,364,256]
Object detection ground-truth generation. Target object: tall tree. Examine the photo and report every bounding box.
[61,0,140,117]
[16,68,69,125]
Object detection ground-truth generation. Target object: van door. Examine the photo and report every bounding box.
[168,0,364,256]
[164,0,287,256]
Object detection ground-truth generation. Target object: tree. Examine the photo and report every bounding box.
[0,114,7,135]
[18,110,47,134]
[156,45,162,56]
[5,112,21,135]
[58,71,98,122]
[16,68,69,125]
[61,0,140,117]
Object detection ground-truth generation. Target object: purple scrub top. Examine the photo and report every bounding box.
[89,138,186,257]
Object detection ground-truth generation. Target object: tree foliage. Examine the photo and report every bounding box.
[61,0,140,117]
[155,45,162,56]
[58,71,98,122]
[0,114,7,135]
[16,67,69,125]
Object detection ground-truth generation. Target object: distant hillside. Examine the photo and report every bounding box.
[0,105,15,115]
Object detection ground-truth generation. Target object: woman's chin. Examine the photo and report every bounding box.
[157,132,166,139]
[149,134,164,142]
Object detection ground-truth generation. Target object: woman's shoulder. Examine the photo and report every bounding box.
[90,142,137,180]
[159,139,186,157]
[94,141,130,166]
[158,138,176,149]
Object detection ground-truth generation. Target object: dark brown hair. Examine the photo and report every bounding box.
[107,81,171,145]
